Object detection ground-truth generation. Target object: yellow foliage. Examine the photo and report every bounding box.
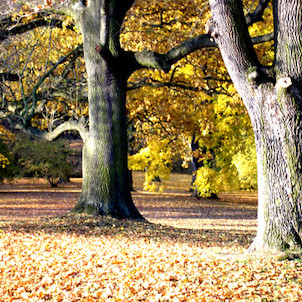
[0,154,10,168]
[194,167,219,198]
[128,138,174,192]
[0,126,14,143]
[0,126,14,169]
[231,137,257,190]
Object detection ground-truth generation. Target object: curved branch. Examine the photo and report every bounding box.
[44,119,88,142]
[127,29,273,74]
[129,34,216,73]
[28,44,83,119]
[165,34,217,66]
[0,15,74,42]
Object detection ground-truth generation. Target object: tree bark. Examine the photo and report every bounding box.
[209,0,302,251]
[71,0,143,219]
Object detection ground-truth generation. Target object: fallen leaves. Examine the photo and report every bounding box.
[0,177,302,301]
[0,214,301,301]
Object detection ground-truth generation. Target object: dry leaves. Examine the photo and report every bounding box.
[0,176,301,301]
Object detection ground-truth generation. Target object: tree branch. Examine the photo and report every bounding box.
[251,32,274,44]
[127,29,273,74]
[0,15,74,42]
[129,34,216,73]
[43,119,88,142]
[0,72,20,81]
[28,44,83,120]
[246,0,271,26]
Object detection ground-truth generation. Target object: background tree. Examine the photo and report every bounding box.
[0,125,15,181]
[0,5,86,135]
[11,134,71,186]
[124,0,272,196]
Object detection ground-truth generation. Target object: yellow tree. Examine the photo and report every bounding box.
[125,0,272,195]
[0,5,86,134]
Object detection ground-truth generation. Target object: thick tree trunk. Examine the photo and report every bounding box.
[209,0,302,251]
[251,0,302,251]
[250,86,302,251]
[72,0,143,219]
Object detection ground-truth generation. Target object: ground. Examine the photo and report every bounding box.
[0,172,301,301]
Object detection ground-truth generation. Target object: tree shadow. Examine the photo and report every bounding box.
[0,179,257,249]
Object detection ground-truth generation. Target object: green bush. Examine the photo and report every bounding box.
[12,134,71,187]
[0,138,16,182]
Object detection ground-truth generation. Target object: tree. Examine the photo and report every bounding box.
[11,134,71,187]
[208,0,302,251]
[67,0,302,250]
[0,6,86,135]
[124,0,273,197]
[0,125,14,181]
[4,0,293,252]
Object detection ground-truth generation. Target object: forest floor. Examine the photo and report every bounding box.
[0,172,301,301]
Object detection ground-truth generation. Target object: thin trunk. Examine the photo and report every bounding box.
[190,134,202,196]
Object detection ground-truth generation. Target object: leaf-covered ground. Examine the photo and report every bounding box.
[0,173,302,301]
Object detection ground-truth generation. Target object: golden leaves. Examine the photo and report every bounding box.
[0,177,301,301]
[129,138,174,192]
[0,215,302,301]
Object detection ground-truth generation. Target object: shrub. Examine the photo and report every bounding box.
[12,134,71,187]
[193,166,219,198]
[231,143,257,190]
[128,138,174,192]
[0,138,16,182]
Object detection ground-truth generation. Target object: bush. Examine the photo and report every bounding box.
[128,138,174,192]
[231,143,257,190]
[12,134,71,187]
[193,167,219,198]
[0,138,16,182]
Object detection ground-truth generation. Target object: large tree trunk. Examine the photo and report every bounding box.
[252,0,302,251]
[209,0,302,251]
[72,0,143,219]
[251,85,302,251]
[73,67,142,219]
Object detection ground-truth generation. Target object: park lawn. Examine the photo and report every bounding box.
[0,172,301,301]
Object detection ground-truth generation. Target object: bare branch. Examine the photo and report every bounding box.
[129,34,216,73]
[251,32,274,44]
[246,0,271,26]
[0,72,20,81]
[0,14,74,42]
[28,44,83,119]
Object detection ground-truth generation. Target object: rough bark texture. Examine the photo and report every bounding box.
[209,0,302,251]
[71,0,143,219]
